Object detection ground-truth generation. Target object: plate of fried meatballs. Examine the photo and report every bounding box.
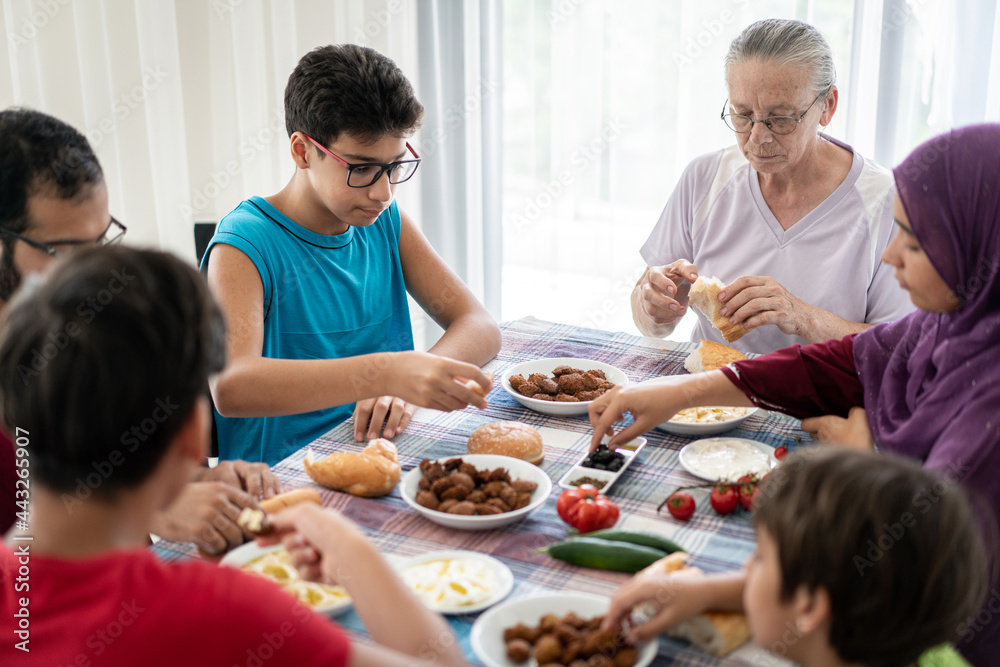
[400,454,552,530]
[502,358,629,417]
[471,592,658,667]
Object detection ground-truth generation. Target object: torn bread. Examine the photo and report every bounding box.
[636,552,750,656]
[688,276,750,343]
[684,340,748,374]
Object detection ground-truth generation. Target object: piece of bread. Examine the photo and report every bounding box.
[636,553,750,656]
[467,421,544,465]
[463,371,494,397]
[303,439,401,497]
[688,276,750,343]
[258,488,323,513]
[684,340,748,373]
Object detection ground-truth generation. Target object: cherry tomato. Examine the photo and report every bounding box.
[774,446,788,460]
[737,474,758,511]
[710,483,739,515]
[664,492,696,521]
[556,485,619,533]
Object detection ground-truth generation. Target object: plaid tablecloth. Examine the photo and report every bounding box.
[152,317,806,666]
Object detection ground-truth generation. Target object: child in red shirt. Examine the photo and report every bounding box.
[0,246,465,667]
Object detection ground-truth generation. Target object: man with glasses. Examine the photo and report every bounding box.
[202,44,501,465]
[632,19,912,356]
[0,108,280,554]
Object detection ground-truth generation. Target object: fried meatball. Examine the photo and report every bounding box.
[539,614,561,633]
[555,393,581,402]
[561,638,584,664]
[538,377,559,394]
[505,638,532,663]
[528,372,549,385]
[587,655,614,667]
[503,623,539,643]
[614,647,639,667]
[512,479,538,493]
[437,498,459,513]
[450,472,476,491]
[556,623,582,644]
[517,381,541,397]
[578,372,602,391]
[557,373,587,394]
[415,490,440,510]
[439,485,469,501]
[585,369,606,380]
[508,374,527,391]
[575,390,602,402]
[446,500,476,515]
[552,365,576,376]
[466,490,486,504]
[474,503,504,515]
[514,492,533,509]
[582,628,619,657]
[534,634,562,663]
[532,393,555,401]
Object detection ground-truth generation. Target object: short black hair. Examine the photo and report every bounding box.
[284,44,423,146]
[754,448,989,667]
[0,246,226,498]
[0,107,104,236]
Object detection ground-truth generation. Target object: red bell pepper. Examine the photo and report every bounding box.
[556,484,619,533]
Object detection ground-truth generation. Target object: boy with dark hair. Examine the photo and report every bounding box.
[604,448,988,667]
[0,107,277,552]
[0,246,466,666]
[203,44,501,464]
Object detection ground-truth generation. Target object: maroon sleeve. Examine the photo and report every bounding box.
[0,430,15,534]
[719,335,864,419]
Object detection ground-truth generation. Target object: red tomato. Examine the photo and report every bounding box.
[710,483,738,515]
[664,492,696,521]
[737,474,757,511]
[774,446,788,460]
[556,485,619,533]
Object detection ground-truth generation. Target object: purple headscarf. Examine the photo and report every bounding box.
[853,124,1000,662]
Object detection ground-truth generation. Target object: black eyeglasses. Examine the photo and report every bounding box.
[0,216,127,257]
[721,89,829,135]
[304,135,422,188]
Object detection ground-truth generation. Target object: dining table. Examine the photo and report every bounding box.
[152,316,807,666]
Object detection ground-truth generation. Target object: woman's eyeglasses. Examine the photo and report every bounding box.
[721,89,828,135]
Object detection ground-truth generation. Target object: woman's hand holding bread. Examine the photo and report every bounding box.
[633,260,699,337]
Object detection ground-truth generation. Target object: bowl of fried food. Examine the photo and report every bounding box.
[470,592,658,667]
[400,454,552,530]
[501,358,628,417]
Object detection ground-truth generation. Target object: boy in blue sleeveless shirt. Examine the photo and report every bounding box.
[202,45,501,464]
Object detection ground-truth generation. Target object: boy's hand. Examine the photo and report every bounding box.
[258,504,367,587]
[602,572,711,643]
[388,351,490,412]
[353,396,418,441]
[196,460,283,499]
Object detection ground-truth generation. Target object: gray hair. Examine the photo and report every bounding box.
[724,19,836,95]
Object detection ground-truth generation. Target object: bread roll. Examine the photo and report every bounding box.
[684,340,747,374]
[688,277,750,343]
[258,488,323,513]
[636,553,750,656]
[303,438,401,497]
[467,421,544,465]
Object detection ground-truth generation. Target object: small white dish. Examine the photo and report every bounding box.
[396,550,513,615]
[557,436,647,493]
[657,406,759,436]
[470,592,658,667]
[678,437,778,482]
[220,543,352,616]
[400,454,552,531]
[501,358,629,417]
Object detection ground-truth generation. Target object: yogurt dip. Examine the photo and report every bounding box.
[682,438,773,480]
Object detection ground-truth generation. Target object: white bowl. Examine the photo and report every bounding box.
[501,358,629,417]
[220,543,352,616]
[396,550,514,614]
[657,406,759,436]
[400,454,552,530]
[471,592,658,667]
[678,437,778,482]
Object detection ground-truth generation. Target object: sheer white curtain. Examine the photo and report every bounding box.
[499,0,1000,336]
[0,0,501,350]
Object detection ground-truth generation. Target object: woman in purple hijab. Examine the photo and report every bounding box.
[588,124,1000,663]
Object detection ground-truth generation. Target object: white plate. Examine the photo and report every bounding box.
[556,436,647,493]
[470,592,658,667]
[400,454,552,530]
[678,437,778,482]
[396,550,513,614]
[657,407,758,436]
[501,358,629,417]
[220,543,352,616]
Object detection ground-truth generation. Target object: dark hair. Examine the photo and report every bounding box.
[0,246,226,498]
[284,44,423,146]
[0,107,104,236]
[754,448,988,667]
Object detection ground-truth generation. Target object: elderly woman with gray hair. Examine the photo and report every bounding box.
[632,19,912,355]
